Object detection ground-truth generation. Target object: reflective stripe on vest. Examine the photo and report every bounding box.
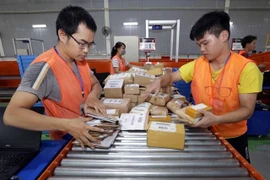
[30,48,92,140]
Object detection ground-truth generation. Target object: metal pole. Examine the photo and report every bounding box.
[41,41,45,52]
[175,19,180,62]
[12,38,17,56]
[28,38,33,55]
[146,20,149,38]
[170,28,174,60]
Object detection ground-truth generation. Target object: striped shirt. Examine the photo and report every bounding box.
[112,58,129,68]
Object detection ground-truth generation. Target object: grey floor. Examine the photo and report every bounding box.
[249,143,270,179]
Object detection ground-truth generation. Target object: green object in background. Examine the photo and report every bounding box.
[42,134,51,140]
[248,135,270,151]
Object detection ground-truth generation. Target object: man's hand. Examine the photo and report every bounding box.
[64,117,104,149]
[144,79,161,99]
[191,110,219,128]
[85,95,107,115]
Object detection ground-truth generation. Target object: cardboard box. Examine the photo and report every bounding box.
[185,103,212,119]
[154,63,164,69]
[150,106,168,116]
[144,63,154,70]
[149,115,171,123]
[146,67,163,76]
[167,98,189,111]
[123,94,138,103]
[146,93,171,106]
[131,102,137,108]
[138,95,146,104]
[130,102,151,115]
[134,72,155,87]
[160,86,172,95]
[104,73,133,85]
[102,98,131,115]
[106,109,120,117]
[124,84,140,95]
[147,122,185,150]
[130,102,152,129]
[104,79,124,98]
[128,66,147,73]
[171,94,186,101]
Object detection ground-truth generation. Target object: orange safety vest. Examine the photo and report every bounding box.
[110,55,126,74]
[31,48,92,140]
[239,50,249,58]
[191,52,252,138]
[239,50,257,64]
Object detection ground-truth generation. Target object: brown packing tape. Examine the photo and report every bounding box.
[185,105,213,119]
[149,115,171,123]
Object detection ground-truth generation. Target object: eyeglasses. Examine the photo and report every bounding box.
[205,86,232,98]
[69,35,96,49]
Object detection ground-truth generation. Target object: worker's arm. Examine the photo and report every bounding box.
[84,74,106,115]
[144,71,182,97]
[192,93,257,128]
[3,91,104,149]
[113,67,120,73]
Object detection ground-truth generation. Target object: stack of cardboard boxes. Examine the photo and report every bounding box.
[100,64,212,150]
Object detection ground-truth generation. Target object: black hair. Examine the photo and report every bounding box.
[56,5,97,39]
[190,11,230,41]
[111,42,126,59]
[241,35,257,48]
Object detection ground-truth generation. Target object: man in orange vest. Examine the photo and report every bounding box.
[3,6,106,149]
[145,11,263,162]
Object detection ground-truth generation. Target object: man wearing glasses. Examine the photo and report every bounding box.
[145,11,263,163]
[4,6,106,149]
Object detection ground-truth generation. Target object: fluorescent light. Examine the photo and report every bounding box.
[32,24,47,28]
[123,22,138,26]
[230,21,233,25]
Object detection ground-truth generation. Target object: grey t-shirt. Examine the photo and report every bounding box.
[17,62,93,102]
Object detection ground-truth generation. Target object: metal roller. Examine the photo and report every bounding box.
[53,167,249,177]
[71,145,227,152]
[115,140,221,146]
[60,159,240,168]
[47,129,256,179]
[48,177,255,180]
[66,151,233,160]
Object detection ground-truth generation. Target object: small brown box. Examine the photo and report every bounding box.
[124,84,140,95]
[131,102,137,108]
[134,72,155,87]
[146,93,171,106]
[123,94,138,103]
[147,122,185,150]
[104,79,124,98]
[102,98,131,115]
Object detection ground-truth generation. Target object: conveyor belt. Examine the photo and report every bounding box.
[45,128,259,180]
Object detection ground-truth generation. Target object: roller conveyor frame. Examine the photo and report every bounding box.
[37,126,264,180]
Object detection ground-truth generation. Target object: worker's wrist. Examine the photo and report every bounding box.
[56,118,68,132]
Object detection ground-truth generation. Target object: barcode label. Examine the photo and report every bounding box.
[119,113,146,130]
[104,79,123,88]
[150,122,176,132]
[103,99,124,104]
